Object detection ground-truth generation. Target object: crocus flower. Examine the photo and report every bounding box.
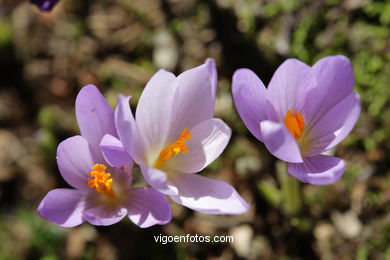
[232,55,361,185]
[38,85,172,227]
[30,0,59,11]
[115,59,249,214]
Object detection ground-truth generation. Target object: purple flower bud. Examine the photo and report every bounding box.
[30,0,59,11]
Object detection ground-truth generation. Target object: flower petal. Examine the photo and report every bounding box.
[110,164,134,190]
[267,59,315,121]
[313,55,354,103]
[307,55,354,120]
[115,95,144,163]
[57,135,96,191]
[167,118,231,174]
[100,134,132,167]
[126,187,172,228]
[37,188,85,227]
[288,155,345,185]
[139,164,179,196]
[303,92,361,156]
[135,70,177,162]
[169,173,249,214]
[260,120,303,163]
[76,85,116,155]
[326,94,361,150]
[232,68,268,141]
[83,196,127,226]
[168,59,217,141]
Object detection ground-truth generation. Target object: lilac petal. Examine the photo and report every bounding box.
[139,164,178,196]
[232,68,268,141]
[109,163,134,190]
[169,173,249,214]
[208,58,218,100]
[76,85,116,156]
[135,70,177,160]
[31,0,59,11]
[114,94,145,165]
[38,188,85,227]
[168,59,217,141]
[288,155,345,185]
[260,120,303,163]
[267,59,316,121]
[303,93,361,156]
[167,118,231,174]
[126,187,172,228]
[57,135,95,191]
[83,196,128,226]
[326,94,361,150]
[100,134,132,167]
[308,55,354,120]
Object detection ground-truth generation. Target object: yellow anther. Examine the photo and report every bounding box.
[284,110,305,139]
[154,128,191,168]
[88,164,114,196]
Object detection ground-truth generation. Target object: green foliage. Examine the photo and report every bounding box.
[17,207,65,256]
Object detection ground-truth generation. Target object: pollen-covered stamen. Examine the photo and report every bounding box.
[284,109,305,139]
[88,164,114,196]
[154,128,191,168]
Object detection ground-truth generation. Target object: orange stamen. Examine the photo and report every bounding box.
[284,110,305,139]
[154,128,191,168]
[88,164,114,197]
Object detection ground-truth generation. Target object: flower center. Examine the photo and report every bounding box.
[154,128,191,168]
[88,164,114,197]
[284,109,305,139]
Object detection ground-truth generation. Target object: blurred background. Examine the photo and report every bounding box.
[0,0,389,259]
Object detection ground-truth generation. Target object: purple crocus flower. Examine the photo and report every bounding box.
[38,85,172,227]
[232,55,361,185]
[30,0,59,11]
[114,59,249,214]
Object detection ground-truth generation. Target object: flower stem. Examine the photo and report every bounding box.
[276,161,303,216]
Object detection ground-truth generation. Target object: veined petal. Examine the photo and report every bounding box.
[267,59,316,121]
[83,196,127,226]
[57,135,96,191]
[307,55,354,121]
[303,92,361,156]
[115,94,146,164]
[326,94,361,150]
[260,120,303,163]
[76,85,116,156]
[100,134,132,167]
[139,164,179,196]
[135,70,177,161]
[167,118,231,174]
[232,68,268,141]
[169,173,249,214]
[37,189,85,227]
[168,59,217,141]
[126,187,172,228]
[288,155,345,185]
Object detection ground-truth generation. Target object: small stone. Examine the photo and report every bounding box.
[314,223,335,241]
[229,224,253,258]
[249,236,272,260]
[153,29,178,70]
[314,223,335,260]
[331,210,362,239]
